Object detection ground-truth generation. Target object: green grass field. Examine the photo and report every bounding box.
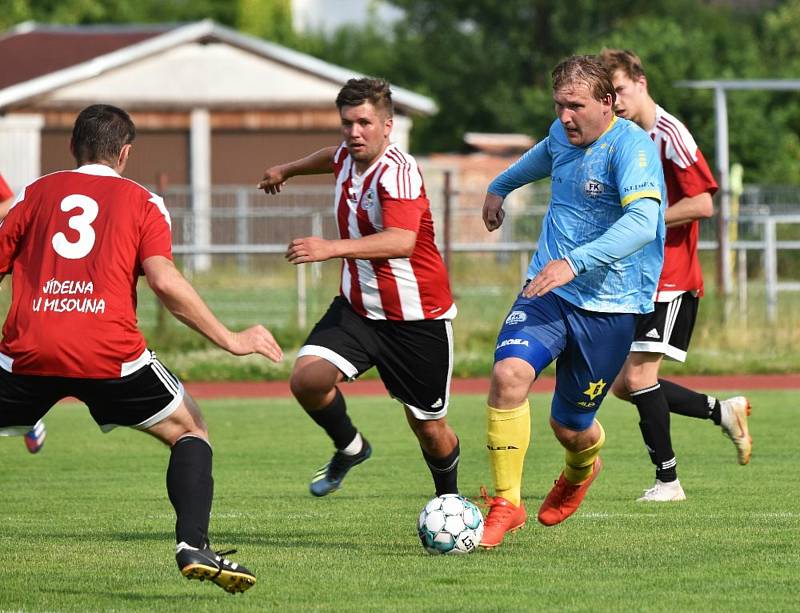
[2,390,798,612]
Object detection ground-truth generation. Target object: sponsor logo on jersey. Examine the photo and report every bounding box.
[623,180,658,193]
[583,179,604,198]
[496,338,530,350]
[504,310,527,325]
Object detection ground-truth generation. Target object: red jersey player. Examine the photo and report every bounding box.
[599,50,752,502]
[0,172,14,218]
[259,78,461,500]
[0,104,283,592]
[0,171,47,453]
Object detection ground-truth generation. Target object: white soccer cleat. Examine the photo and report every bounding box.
[636,479,686,502]
[720,396,752,465]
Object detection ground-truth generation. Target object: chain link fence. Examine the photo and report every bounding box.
[137,180,800,332]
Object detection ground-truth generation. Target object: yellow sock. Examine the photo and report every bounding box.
[487,401,531,506]
[564,421,605,484]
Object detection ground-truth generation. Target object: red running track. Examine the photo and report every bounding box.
[185,374,800,399]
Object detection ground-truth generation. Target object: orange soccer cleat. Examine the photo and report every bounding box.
[478,486,527,548]
[538,457,602,527]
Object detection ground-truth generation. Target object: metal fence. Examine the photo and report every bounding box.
[156,182,800,325]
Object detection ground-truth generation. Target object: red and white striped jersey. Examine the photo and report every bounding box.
[332,142,456,321]
[0,164,173,378]
[650,106,718,301]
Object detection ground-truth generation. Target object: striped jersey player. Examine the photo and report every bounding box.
[259,77,461,502]
[331,141,456,321]
[600,48,751,505]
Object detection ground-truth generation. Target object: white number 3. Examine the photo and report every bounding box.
[52,194,98,259]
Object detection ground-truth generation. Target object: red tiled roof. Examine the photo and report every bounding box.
[0,29,168,90]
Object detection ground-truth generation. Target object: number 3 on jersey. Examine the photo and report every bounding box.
[52,194,98,259]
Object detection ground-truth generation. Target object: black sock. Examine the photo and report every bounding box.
[659,378,718,422]
[422,439,460,496]
[306,387,358,451]
[167,436,213,548]
[631,384,677,482]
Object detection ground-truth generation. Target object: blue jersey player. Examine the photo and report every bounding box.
[478,56,666,548]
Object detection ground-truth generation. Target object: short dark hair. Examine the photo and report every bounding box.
[335,78,393,116]
[71,104,136,165]
[551,55,616,104]
[598,48,647,81]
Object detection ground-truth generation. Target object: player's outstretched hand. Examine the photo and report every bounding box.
[523,259,575,298]
[227,325,284,362]
[258,166,287,194]
[285,236,335,264]
[482,192,506,231]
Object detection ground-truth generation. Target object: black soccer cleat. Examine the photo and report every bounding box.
[176,543,256,594]
[309,438,372,497]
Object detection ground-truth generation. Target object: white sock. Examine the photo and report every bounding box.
[340,432,363,456]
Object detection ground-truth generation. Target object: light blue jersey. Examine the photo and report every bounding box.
[489,116,666,314]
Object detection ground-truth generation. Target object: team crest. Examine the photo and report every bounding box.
[362,188,377,210]
[504,311,527,325]
[583,179,603,198]
[583,378,607,401]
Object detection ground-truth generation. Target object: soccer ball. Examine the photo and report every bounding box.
[417,494,484,555]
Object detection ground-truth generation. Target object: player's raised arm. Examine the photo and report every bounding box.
[258,146,338,194]
[142,255,283,362]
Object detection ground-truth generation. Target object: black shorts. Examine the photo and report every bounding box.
[631,293,699,362]
[298,296,454,420]
[0,350,184,434]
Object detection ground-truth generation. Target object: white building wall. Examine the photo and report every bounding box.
[0,114,44,190]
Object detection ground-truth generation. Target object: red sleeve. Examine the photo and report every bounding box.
[0,174,12,201]
[381,194,427,232]
[0,184,28,273]
[378,162,428,232]
[674,149,718,199]
[138,193,173,264]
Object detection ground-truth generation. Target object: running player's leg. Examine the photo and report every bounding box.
[538,306,635,524]
[291,297,374,496]
[375,318,460,497]
[145,393,256,593]
[620,352,685,500]
[405,410,460,496]
[538,416,605,526]
[79,353,254,593]
[649,292,751,465]
[478,292,568,547]
[613,299,684,499]
[0,370,61,450]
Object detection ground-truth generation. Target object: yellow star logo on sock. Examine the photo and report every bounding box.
[584,378,607,401]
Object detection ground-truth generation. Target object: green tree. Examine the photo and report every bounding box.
[0,0,238,29]
[236,0,295,46]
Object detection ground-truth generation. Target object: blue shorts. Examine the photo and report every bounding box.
[495,291,635,431]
